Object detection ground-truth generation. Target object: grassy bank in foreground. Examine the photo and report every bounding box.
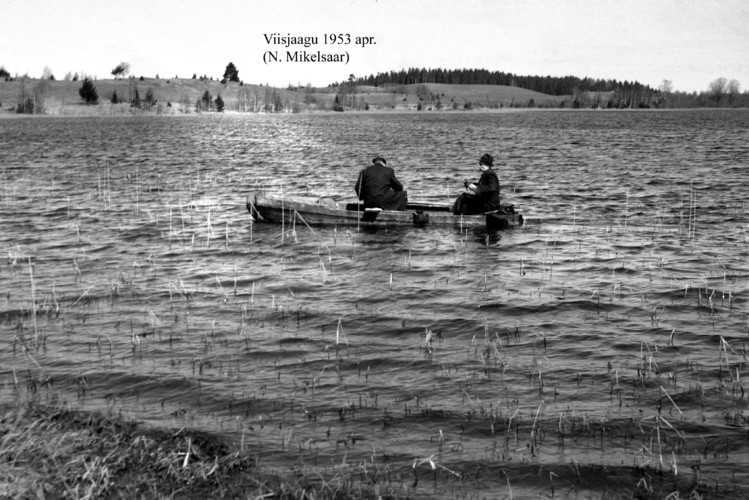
[2,402,741,499]
[0,403,361,499]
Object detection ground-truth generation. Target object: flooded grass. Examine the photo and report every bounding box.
[1,111,748,498]
[1,394,745,499]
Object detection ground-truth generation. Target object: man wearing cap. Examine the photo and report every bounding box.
[451,153,500,215]
[354,156,408,211]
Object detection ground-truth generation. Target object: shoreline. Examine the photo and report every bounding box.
[0,401,324,499]
[4,401,739,499]
[2,106,746,119]
[4,78,745,117]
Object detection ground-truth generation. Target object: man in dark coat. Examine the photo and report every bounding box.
[354,156,408,210]
[451,153,500,215]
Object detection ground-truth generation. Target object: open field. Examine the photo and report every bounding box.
[349,83,566,110]
[0,78,566,115]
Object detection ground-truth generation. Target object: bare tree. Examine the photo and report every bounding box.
[34,80,48,113]
[708,77,728,105]
[727,79,741,105]
[237,86,252,111]
[17,78,29,113]
[179,93,192,113]
[659,80,673,93]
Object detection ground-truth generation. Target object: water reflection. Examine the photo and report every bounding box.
[471,227,503,245]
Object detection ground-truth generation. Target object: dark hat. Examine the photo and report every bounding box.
[479,154,494,167]
[372,156,387,165]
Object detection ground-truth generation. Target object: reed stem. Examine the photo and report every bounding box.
[29,257,38,344]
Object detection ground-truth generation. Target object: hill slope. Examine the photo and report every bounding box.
[352,83,565,110]
[0,78,566,115]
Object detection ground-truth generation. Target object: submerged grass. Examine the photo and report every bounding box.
[2,399,745,500]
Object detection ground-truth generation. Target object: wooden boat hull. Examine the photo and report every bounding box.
[246,193,523,229]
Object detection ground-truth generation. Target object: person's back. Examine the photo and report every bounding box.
[354,156,408,210]
[474,167,500,211]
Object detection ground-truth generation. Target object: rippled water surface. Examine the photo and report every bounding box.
[1,110,748,498]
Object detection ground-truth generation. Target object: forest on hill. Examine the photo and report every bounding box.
[1,62,746,115]
[338,67,747,109]
[348,67,653,96]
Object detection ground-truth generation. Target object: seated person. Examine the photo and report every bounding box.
[354,156,408,210]
[451,153,500,215]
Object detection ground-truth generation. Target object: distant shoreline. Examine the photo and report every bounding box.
[2,77,746,116]
[1,106,745,119]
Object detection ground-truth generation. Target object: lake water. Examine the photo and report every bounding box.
[1,110,748,498]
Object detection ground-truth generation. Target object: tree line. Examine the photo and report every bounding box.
[348,67,653,96]
[3,61,746,112]
[343,67,748,108]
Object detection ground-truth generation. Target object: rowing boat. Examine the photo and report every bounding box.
[246,192,523,229]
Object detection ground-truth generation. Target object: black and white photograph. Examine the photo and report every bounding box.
[1,0,747,498]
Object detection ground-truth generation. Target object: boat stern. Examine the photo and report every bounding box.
[246,193,264,222]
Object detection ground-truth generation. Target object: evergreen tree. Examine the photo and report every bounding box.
[201,90,212,110]
[78,78,98,104]
[273,92,283,112]
[223,62,240,83]
[216,94,225,112]
[145,88,156,107]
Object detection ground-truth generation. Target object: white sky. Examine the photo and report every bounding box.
[3,0,748,93]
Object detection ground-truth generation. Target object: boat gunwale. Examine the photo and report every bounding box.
[246,192,522,228]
